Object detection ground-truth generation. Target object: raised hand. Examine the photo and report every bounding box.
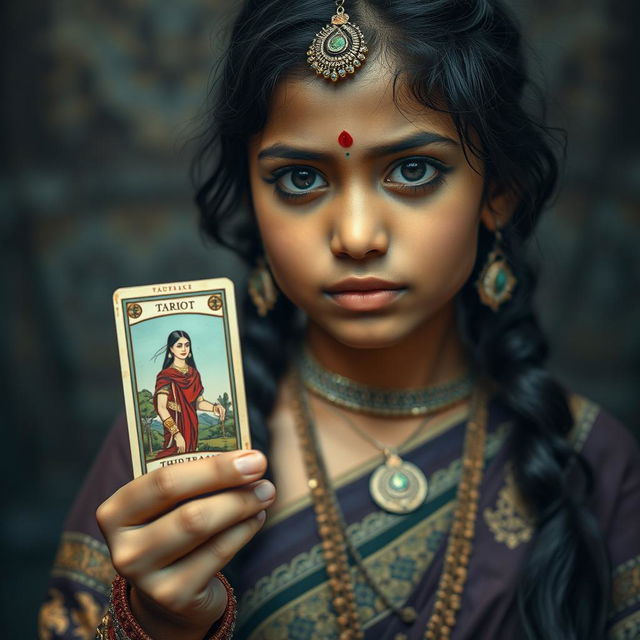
[97,450,274,639]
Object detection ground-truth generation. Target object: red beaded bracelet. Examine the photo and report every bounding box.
[96,573,236,640]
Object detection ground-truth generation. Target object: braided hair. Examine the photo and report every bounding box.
[192,1,609,636]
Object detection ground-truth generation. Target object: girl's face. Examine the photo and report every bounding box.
[170,338,190,360]
[248,60,507,350]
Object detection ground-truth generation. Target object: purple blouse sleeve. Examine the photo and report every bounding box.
[38,416,132,640]
[581,408,640,639]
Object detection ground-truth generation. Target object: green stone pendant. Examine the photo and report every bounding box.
[370,457,428,514]
[307,10,368,82]
[389,471,409,491]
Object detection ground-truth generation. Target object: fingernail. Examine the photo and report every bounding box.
[234,452,264,475]
[254,480,276,502]
[256,510,266,524]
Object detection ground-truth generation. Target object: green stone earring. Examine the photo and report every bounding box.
[307,0,368,82]
[476,230,517,311]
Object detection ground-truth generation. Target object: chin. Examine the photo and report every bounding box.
[322,316,420,350]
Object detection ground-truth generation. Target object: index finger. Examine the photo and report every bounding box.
[97,450,267,530]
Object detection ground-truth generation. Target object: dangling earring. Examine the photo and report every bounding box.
[248,258,278,317]
[476,230,517,312]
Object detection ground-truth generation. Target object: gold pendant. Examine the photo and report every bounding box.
[369,454,428,514]
[307,11,368,82]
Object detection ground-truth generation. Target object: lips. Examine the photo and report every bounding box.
[325,277,406,311]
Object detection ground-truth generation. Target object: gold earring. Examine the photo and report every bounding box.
[476,230,517,312]
[248,258,278,317]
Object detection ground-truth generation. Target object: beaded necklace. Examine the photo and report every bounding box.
[290,374,488,638]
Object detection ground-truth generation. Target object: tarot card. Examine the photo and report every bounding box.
[113,278,251,477]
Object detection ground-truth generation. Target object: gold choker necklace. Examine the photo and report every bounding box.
[298,349,475,417]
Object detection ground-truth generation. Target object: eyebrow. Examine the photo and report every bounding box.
[257,131,458,162]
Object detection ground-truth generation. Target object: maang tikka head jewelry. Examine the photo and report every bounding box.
[307,0,368,82]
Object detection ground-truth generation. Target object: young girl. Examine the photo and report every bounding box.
[39,1,640,639]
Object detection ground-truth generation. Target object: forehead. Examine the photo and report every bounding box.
[256,59,457,146]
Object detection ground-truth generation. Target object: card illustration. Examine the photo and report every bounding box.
[113,279,251,477]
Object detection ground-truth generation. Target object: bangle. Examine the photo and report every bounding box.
[162,417,179,436]
[96,573,236,640]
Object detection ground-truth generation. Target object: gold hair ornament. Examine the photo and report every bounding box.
[307,0,368,82]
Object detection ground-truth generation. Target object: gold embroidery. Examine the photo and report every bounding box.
[611,556,640,617]
[246,503,456,639]
[71,592,106,640]
[484,395,600,550]
[167,401,182,412]
[609,608,640,640]
[95,611,111,640]
[52,532,115,595]
[39,588,70,640]
[568,395,599,452]
[483,467,534,550]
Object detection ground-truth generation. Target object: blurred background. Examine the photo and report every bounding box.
[1,0,638,636]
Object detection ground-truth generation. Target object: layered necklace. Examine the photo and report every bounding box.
[291,371,489,638]
[298,350,476,514]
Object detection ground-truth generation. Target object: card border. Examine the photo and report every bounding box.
[113,278,251,477]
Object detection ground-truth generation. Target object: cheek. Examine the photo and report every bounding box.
[255,210,317,302]
[405,204,481,295]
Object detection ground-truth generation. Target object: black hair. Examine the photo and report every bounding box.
[158,330,197,371]
[193,1,609,637]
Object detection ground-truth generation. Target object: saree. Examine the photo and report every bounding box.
[153,365,204,458]
[38,394,640,640]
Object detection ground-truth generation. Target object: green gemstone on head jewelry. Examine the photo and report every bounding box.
[328,33,347,52]
[307,0,368,82]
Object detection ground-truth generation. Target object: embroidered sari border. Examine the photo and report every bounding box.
[609,608,640,640]
[611,555,640,617]
[569,394,598,452]
[358,501,456,630]
[240,501,456,637]
[51,531,115,595]
[357,484,454,558]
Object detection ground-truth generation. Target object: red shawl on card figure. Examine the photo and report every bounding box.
[153,366,204,458]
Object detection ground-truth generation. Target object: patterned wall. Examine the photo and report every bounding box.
[1,0,638,636]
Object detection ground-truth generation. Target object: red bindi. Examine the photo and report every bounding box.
[338,130,353,148]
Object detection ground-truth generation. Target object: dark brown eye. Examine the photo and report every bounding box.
[401,160,428,181]
[291,169,315,189]
[274,167,328,195]
[385,158,440,188]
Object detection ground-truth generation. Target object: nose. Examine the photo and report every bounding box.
[329,193,389,260]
